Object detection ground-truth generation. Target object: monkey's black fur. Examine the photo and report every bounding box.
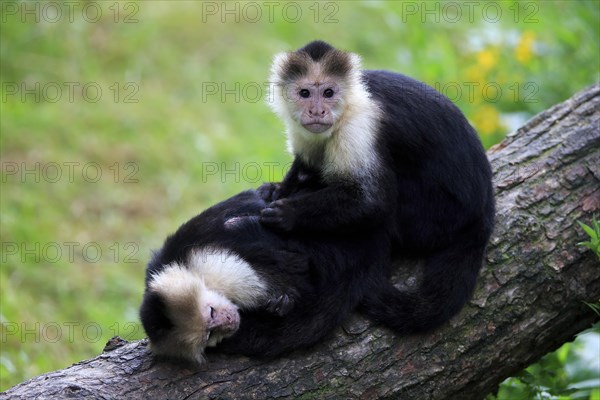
[141,190,388,357]
[142,41,495,359]
[261,40,495,334]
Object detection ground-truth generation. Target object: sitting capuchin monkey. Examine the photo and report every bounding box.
[140,190,388,364]
[259,40,495,334]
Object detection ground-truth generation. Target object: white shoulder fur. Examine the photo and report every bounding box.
[187,247,268,309]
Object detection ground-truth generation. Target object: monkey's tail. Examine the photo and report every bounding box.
[360,241,486,334]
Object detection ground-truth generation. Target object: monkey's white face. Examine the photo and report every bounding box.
[147,264,243,359]
[202,288,240,347]
[284,78,344,135]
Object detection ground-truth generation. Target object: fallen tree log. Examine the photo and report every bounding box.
[3,83,599,400]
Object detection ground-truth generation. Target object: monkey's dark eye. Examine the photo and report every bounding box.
[299,89,310,98]
[323,88,334,98]
[210,307,216,319]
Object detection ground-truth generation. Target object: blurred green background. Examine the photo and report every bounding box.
[1,0,598,396]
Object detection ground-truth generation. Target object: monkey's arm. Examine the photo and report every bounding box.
[260,184,385,233]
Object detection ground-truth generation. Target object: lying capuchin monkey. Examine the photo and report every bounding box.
[140,190,388,364]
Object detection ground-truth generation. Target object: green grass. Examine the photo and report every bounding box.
[578,217,600,260]
[1,0,599,392]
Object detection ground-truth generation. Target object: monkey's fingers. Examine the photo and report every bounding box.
[224,215,259,230]
[260,207,285,227]
[257,182,281,202]
[265,294,294,316]
[260,200,296,231]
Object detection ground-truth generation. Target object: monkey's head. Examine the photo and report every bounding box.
[269,40,364,138]
[144,264,240,365]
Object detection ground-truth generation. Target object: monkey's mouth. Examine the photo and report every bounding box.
[303,122,333,134]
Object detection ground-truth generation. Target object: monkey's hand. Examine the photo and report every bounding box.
[265,294,295,317]
[257,182,281,203]
[260,200,295,232]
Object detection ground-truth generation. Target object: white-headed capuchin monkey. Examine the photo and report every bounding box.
[259,40,495,334]
[140,190,387,364]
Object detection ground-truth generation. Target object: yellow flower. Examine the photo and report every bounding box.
[477,48,499,70]
[516,31,536,63]
[466,65,485,86]
[473,105,502,136]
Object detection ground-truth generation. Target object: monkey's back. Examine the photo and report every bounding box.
[362,70,495,252]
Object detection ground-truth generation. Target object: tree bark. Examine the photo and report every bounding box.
[3,84,599,400]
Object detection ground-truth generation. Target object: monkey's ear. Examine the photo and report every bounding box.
[348,53,362,73]
[267,53,291,118]
[270,52,290,84]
